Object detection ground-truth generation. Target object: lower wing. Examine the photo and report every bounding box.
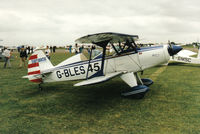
[74,72,124,86]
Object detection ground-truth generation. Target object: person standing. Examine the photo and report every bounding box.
[69,45,72,53]
[19,47,27,68]
[45,46,51,60]
[75,43,79,54]
[79,45,84,53]
[53,46,56,53]
[30,46,34,54]
[65,45,68,54]
[17,46,20,53]
[50,46,53,53]
[27,46,30,54]
[2,47,11,68]
[87,45,91,55]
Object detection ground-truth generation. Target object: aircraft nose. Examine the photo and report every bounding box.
[168,45,182,56]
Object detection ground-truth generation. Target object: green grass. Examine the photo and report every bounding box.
[0,50,200,134]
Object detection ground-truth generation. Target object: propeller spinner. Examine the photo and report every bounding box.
[168,41,182,56]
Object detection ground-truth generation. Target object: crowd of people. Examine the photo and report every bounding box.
[1,45,56,69]
[65,44,84,54]
[65,44,99,55]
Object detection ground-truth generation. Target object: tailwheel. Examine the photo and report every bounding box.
[38,83,43,90]
[121,85,149,99]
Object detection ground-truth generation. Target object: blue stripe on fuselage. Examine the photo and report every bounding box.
[138,45,163,52]
[54,58,102,70]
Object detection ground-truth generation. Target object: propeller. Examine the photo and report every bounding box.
[168,40,173,56]
[167,40,182,56]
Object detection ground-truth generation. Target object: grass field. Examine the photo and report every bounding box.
[0,49,200,134]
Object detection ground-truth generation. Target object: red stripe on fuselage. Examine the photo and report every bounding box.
[29,55,37,60]
[30,78,42,83]
[28,62,39,68]
[28,70,41,75]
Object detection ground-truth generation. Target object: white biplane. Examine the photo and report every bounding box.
[23,32,182,98]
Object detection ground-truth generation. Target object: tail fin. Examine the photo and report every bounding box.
[27,50,53,83]
[197,46,200,59]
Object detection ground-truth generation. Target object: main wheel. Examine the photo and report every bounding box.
[121,85,149,99]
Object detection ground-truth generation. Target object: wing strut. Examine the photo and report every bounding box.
[92,39,111,77]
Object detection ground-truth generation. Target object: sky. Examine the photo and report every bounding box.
[0,0,200,46]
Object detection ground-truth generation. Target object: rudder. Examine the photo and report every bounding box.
[27,50,53,83]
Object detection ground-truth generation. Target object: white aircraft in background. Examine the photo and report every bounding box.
[22,32,182,98]
[169,44,200,64]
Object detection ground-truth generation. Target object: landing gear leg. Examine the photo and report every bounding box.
[120,72,149,99]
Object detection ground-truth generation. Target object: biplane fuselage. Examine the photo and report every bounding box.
[40,45,169,83]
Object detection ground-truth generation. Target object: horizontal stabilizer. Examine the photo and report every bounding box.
[22,75,30,79]
[22,69,53,79]
[22,74,41,79]
[74,72,123,86]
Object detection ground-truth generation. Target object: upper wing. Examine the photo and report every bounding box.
[75,32,139,45]
[74,72,123,86]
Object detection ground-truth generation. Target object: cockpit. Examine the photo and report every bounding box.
[78,32,139,61]
[109,40,138,56]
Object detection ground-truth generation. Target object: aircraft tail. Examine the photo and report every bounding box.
[27,50,54,83]
[197,46,200,59]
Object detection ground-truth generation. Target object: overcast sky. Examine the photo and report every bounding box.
[0,0,200,46]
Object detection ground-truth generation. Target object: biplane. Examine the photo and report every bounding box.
[23,32,182,98]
